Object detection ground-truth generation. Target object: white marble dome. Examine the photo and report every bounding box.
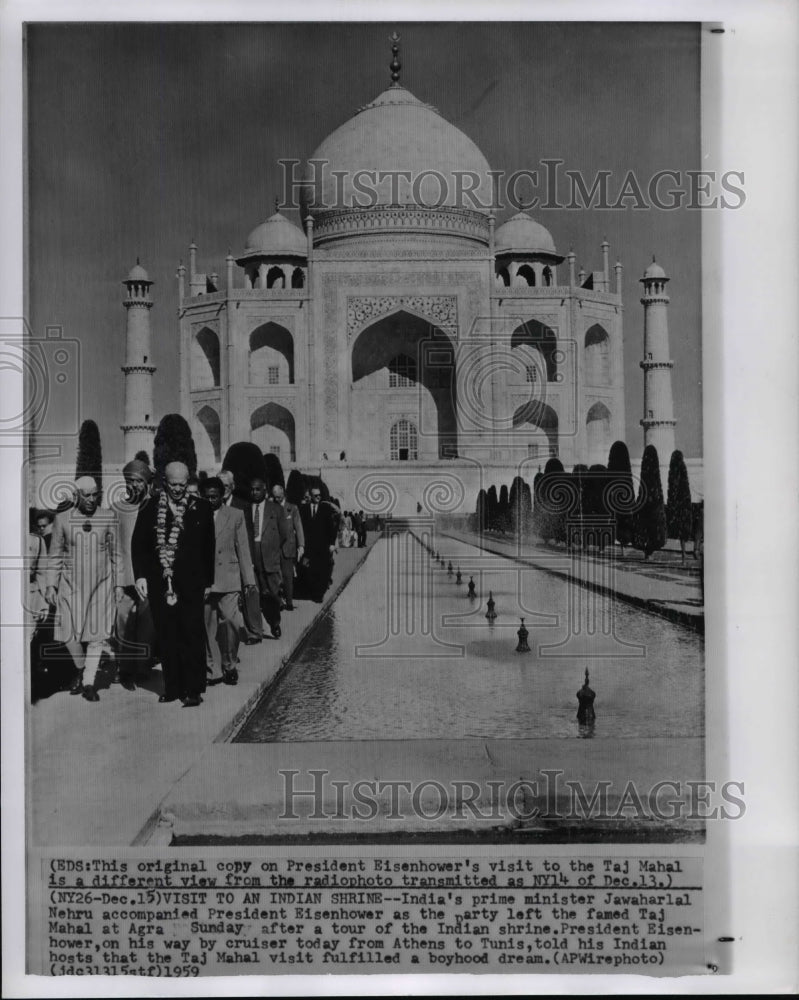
[304,85,493,212]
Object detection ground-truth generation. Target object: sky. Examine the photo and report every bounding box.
[26,21,703,466]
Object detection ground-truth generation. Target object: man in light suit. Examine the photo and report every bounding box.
[201,477,256,686]
[270,483,304,610]
[244,477,288,639]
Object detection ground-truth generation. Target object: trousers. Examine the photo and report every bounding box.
[253,550,282,627]
[149,590,207,699]
[204,591,244,679]
[279,555,296,605]
[115,585,156,677]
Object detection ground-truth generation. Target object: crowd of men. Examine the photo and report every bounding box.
[28,460,370,707]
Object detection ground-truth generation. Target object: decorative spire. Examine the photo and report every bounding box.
[136,255,141,265]
[389,31,401,86]
[274,196,280,214]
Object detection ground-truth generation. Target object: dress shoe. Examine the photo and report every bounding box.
[81,686,99,702]
[158,694,178,703]
[69,678,84,695]
[182,695,201,707]
[119,677,136,691]
[271,624,282,639]
[284,603,295,611]
[222,668,239,686]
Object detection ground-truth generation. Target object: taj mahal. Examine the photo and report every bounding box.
[119,39,680,514]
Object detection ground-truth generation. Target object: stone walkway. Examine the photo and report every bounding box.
[29,538,377,847]
[439,527,703,632]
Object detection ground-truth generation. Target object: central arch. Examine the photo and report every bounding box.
[351,309,458,460]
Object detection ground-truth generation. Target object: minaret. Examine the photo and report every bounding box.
[639,257,676,457]
[120,259,157,461]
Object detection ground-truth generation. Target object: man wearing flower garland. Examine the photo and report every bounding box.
[132,461,215,707]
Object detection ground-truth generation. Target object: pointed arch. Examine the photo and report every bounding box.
[291,267,305,289]
[351,308,457,460]
[250,402,295,462]
[584,323,610,385]
[586,401,612,466]
[511,319,558,382]
[192,326,220,388]
[496,266,510,287]
[194,404,221,471]
[266,265,285,289]
[389,418,419,461]
[517,264,536,287]
[249,321,294,384]
[513,400,559,458]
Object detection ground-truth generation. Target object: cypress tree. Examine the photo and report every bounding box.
[509,475,525,535]
[222,441,266,498]
[263,451,285,490]
[586,464,609,552]
[498,484,510,534]
[134,449,150,466]
[532,470,544,539]
[75,419,103,496]
[486,485,498,531]
[607,440,635,554]
[521,481,533,534]
[635,444,666,559]
[571,464,588,550]
[540,458,570,544]
[475,488,488,532]
[285,468,307,505]
[667,449,693,562]
[153,414,197,483]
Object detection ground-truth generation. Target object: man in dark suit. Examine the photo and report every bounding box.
[132,461,214,707]
[299,487,339,602]
[201,477,256,686]
[244,477,287,638]
[270,483,304,610]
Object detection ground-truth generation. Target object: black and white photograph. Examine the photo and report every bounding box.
[2,2,797,994]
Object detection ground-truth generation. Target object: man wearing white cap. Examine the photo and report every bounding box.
[45,475,121,702]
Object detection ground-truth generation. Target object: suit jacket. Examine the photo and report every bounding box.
[300,500,338,557]
[272,500,305,559]
[244,499,289,574]
[211,505,256,593]
[132,494,215,600]
[226,495,248,512]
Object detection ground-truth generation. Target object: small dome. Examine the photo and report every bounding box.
[494,212,558,256]
[127,261,150,282]
[243,211,307,258]
[643,259,667,279]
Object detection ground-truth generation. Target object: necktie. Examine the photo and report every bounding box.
[312,504,317,518]
[253,503,260,538]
